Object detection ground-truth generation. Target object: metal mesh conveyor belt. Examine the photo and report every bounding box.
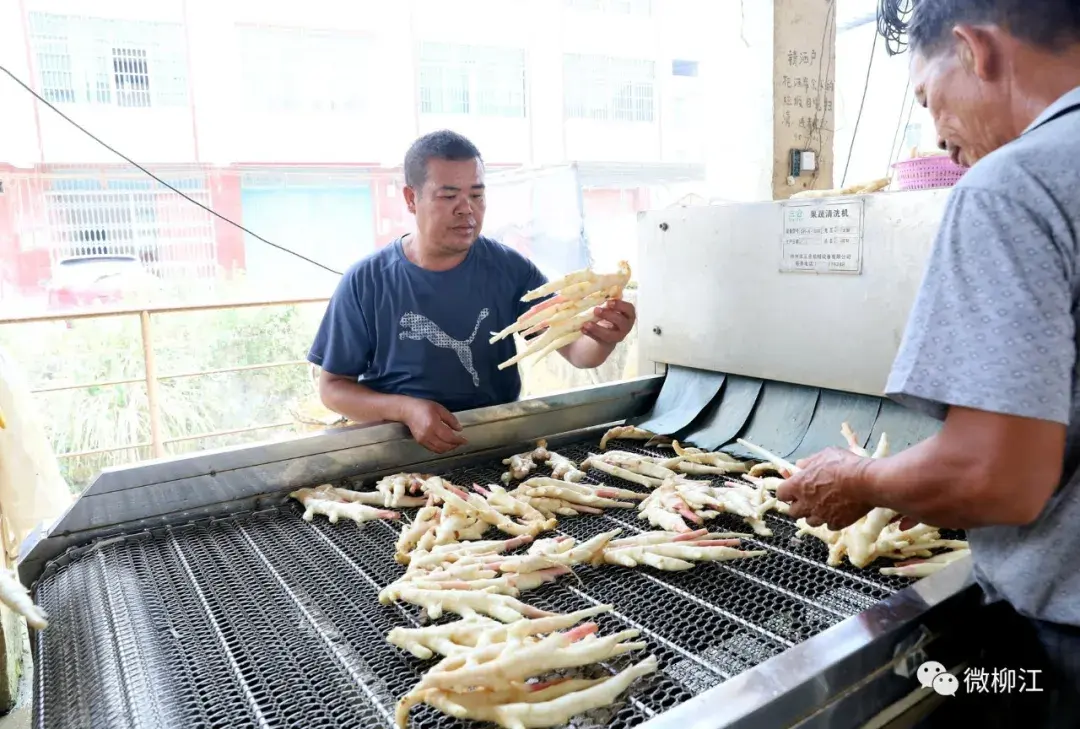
[32,439,940,729]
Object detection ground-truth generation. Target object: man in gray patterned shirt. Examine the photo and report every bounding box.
[776,0,1080,713]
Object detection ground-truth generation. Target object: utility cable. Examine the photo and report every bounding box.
[841,27,878,188]
[877,0,915,57]
[0,63,345,276]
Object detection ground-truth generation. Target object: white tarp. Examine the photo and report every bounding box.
[484,164,591,281]
[0,345,73,564]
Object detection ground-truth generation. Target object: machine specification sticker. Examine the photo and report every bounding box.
[780,199,865,274]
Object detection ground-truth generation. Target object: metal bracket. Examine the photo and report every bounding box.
[892,624,935,679]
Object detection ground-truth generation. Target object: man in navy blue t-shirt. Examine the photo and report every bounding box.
[308,130,636,453]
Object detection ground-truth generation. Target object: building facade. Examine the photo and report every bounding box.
[0,0,711,305]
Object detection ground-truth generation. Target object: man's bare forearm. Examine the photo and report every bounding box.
[559,337,616,369]
[859,409,1063,528]
[319,376,411,425]
[858,435,993,528]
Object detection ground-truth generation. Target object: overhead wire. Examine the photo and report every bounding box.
[840,27,878,188]
[877,0,915,57]
[843,0,919,186]
[900,94,917,153]
[886,78,916,175]
[0,62,345,277]
[802,0,837,163]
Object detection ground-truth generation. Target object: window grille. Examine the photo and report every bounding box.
[419,43,527,118]
[564,0,651,16]
[28,13,188,108]
[43,175,218,281]
[563,54,655,123]
[236,25,372,114]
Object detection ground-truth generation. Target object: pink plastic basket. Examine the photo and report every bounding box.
[891,155,967,190]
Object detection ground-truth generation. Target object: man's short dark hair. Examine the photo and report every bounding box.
[909,0,1080,57]
[403,130,483,190]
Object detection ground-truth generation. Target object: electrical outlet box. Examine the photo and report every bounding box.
[789,149,818,177]
[789,149,801,178]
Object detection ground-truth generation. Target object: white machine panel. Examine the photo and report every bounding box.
[636,189,952,396]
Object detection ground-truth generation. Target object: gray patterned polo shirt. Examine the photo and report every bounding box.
[886,86,1080,625]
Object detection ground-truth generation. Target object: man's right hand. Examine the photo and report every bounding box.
[399,398,467,454]
[317,373,468,454]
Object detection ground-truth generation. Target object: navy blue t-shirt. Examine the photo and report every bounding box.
[308,235,549,413]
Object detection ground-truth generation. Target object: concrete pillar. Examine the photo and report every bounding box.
[0,0,41,168]
[0,599,24,713]
[703,0,836,202]
[773,0,836,199]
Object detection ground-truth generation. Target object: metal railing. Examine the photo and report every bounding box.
[0,296,330,460]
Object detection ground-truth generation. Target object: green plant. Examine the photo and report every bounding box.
[0,286,639,493]
[0,299,324,492]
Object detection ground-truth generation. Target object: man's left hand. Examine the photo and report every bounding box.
[581,300,636,345]
[776,447,873,530]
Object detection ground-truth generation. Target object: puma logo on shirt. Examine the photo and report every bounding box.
[398,308,491,387]
[307,235,550,413]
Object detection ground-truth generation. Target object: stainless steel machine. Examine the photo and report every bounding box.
[18,188,982,729]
